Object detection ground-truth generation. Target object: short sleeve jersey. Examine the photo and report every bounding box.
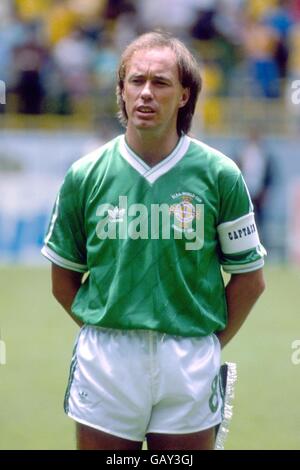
[42,134,265,337]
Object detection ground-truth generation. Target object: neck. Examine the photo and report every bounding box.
[125,127,181,167]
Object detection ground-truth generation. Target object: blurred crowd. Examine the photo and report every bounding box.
[1,0,300,118]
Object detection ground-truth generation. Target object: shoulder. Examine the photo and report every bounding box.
[61,135,122,193]
[71,135,122,176]
[188,136,241,181]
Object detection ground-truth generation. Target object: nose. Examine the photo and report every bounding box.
[140,81,153,101]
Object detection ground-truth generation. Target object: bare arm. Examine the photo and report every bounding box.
[216,268,265,349]
[51,263,84,327]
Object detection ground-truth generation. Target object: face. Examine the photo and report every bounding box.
[122,47,190,136]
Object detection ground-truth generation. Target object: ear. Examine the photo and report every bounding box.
[179,88,190,108]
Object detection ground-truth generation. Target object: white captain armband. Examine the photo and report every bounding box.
[217,212,261,255]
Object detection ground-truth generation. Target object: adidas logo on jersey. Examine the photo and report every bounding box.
[108,207,126,222]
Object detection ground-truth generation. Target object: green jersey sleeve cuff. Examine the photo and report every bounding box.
[222,258,264,274]
[41,245,88,273]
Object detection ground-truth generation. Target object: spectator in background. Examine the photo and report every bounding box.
[213,0,245,45]
[190,0,218,41]
[13,24,48,114]
[111,1,139,53]
[91,33,120,129]
[53,28,93,98]
[46,0,79,46]
[0,9,27,86]
[262,0,294,81]
[137,0,200,40]
[237,128,275,238]
[242,17,281,98]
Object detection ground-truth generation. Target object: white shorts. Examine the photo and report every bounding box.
[64,326,222,442]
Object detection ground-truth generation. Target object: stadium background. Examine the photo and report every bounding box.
[0,0,300,449]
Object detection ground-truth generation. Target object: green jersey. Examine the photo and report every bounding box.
[42,134,265,337]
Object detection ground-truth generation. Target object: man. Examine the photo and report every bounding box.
[42,32,266,450]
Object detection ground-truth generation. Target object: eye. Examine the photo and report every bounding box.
[154,80,168,86]
[130,77,144,85]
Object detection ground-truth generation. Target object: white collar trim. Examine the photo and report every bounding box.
[119,134,190,184]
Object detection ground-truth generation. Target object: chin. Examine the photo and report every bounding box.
[135,121,156,130]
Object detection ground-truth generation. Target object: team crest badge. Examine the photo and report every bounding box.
[170,192,202,233]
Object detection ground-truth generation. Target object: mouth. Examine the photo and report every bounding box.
[136,106,156,116]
